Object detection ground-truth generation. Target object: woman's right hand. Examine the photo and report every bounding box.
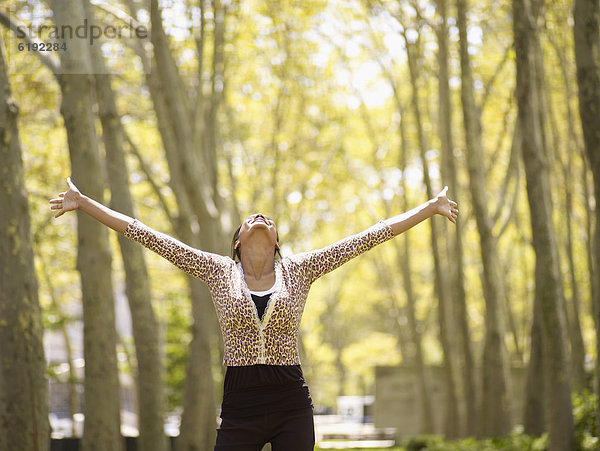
[49,177,82,218]
[432,186,459,224]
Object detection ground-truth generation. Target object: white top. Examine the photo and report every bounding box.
[248,283,277,297]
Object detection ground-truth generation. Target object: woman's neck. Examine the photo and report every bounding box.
[240,245,275,281]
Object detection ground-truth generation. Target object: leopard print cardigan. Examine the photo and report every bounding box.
[124,219,394,366]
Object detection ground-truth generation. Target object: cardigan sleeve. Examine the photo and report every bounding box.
[123,219,232,284]
[289,220,394,284]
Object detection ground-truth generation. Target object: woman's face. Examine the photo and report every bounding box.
[235,213,279,253]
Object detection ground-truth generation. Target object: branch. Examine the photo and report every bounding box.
[0,8,61,76]
[497,162,521,239]
[409,0,437,32]
[91,1,151,72]
[481,44,511,109]
[91,1,144,30]
[123,129,176,227]
[495,122,521,237]
[488,91,515,179]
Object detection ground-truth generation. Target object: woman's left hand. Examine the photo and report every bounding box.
[433,186,459,224]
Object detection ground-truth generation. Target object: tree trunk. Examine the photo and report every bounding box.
[514,0,576,448]
[543,32,587,392]
[145,60,219,451]
[83,2,167,449]
[573,0,600,435]
[547,32,588,391]
[436,0,475,436]
[0,31,50,451]
[560,129,588,392]
[49,1,122,449]
[398,111,435,434]
[523,294,546,435]
[404,32,460,439]
[146,1,231,447]
[456,0,511,437]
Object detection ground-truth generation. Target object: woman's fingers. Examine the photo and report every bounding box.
[50,178,78,218]
[442,196,459,223]
[67,177,77,191]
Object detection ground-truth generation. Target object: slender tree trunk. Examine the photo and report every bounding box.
[404,33,460,438]
[523,294,546,435]
[456,0,511,437]
[0,31,50,451]
[147,2,231,447]
[547,32,588,390]
[83,2,167,449]
[562,138,588,391]
[376,27,435,434]
[581,156,596,338]
[514,0,576,448]
[573,0,600,434]
[398,111,435,434]
[543,33,587,392]
[436,0,475,436]
[144,60,219,451]
[48,1,122,449]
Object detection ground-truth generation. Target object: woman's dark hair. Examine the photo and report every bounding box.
[231,223,282,262]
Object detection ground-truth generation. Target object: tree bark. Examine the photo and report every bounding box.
[523,293,546,435]
[83,2,167,450]
[436,0,475,436]
[48,1,122,449]
[456,0,512,437]
[547,33,587,391]
[404,31,460,438]
[146,1,231,448]
[398,109,435,434]
[514,0,576,448]
[573,0,600,434]
[0,31,50,451]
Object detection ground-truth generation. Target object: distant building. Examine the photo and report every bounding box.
[45,288,139,437]
[336,395,374,423]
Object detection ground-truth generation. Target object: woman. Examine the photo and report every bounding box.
[50,177,458,450]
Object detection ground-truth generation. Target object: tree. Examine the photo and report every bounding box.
[434,0,475,435]
[83,2,167,450]
[403,24,460,438]
[514,0,576,448]
[573,0,600,434]
[456,0,512,437]
[396,111,435,434]
[140,1,231,447]
[48,0,122,448]
[0,30,50,451]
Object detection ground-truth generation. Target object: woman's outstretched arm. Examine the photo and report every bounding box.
[49,177,133,234]
[290,186,459,283]
[50,177,231,283]
[384,186,458,236]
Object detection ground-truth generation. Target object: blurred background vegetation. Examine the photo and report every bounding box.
[1,0,599,450]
